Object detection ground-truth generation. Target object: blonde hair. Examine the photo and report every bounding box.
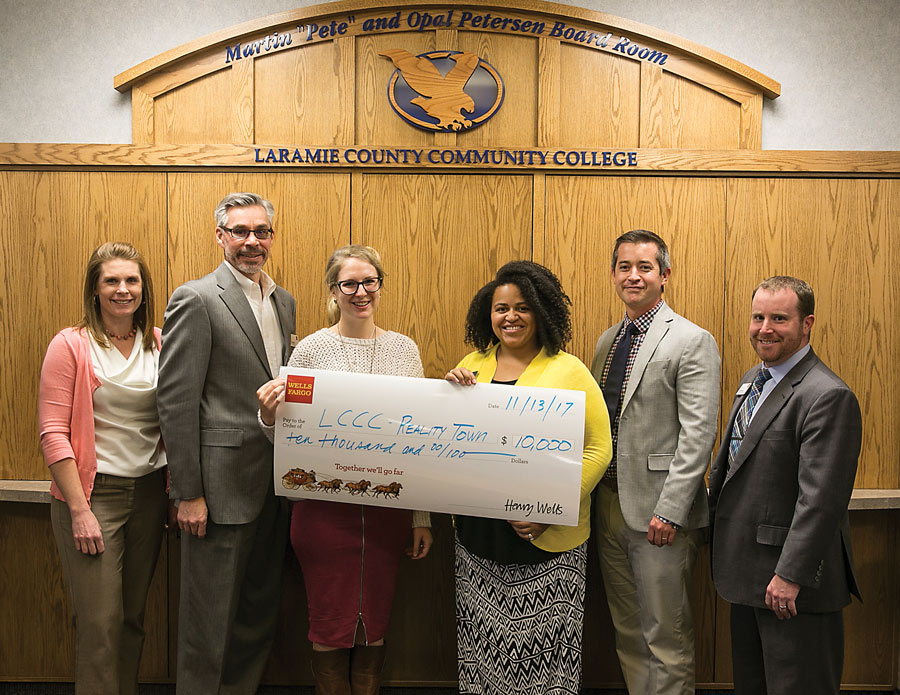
[324,245,385,324]
[78,242,156,350]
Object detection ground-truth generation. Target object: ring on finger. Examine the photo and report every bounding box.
[527,532,534,541]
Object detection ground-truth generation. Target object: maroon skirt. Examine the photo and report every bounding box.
[290,498,412,647]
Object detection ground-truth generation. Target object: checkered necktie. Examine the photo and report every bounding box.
[728,368,772,465]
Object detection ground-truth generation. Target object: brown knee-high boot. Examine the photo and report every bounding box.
[349,644,386,695]
[311,648,351,695]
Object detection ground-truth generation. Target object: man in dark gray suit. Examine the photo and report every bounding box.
[708,276,861,694]
[159,192,296,694]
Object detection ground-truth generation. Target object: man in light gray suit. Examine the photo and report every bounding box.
[708,276,861,694]
[159,192,296,694]
[591,230,720,695]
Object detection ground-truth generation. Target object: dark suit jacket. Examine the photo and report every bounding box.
[708,348,862,612]
[158,262,295,524]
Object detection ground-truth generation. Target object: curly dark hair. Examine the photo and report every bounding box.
[464,261,572,355]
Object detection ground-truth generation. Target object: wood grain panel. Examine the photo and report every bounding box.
[154,68,232,144]
[657,71,741,149]
[639,60,663,147]
[166,173,350,341]
[537,38,559,147]
[0,502,169,680]
[355,32,434,146]
[358,173,532,378]
[0,172,167,481]
[230,56,255,144]
[725,178,900,489]
[843,510,898,685]
[739,92,762,149]
[457,32,538,147]
[559,43,640,148]
[255,38,354,145]
[131,87,155,145]
[542,175,726,368]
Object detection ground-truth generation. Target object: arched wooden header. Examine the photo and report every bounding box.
[114,0,780,150]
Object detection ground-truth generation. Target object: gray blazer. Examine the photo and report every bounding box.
[592,302,720,531]
[708,349,862,611]
[158,262,296,524]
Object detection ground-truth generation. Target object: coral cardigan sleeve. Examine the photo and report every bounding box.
[38,332,80,466]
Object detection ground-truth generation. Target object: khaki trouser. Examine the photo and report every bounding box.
[594,483,700,695]
[51,470,167,695]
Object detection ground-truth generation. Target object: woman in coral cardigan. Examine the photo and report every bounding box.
[445,260,612,695]
[39,242,168,695]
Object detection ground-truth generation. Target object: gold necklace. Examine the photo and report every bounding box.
[337,325,377,373]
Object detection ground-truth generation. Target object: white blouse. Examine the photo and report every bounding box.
[89,328,166,477]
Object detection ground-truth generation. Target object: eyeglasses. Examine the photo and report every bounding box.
[220,226,275,240]
[333,277,383,295]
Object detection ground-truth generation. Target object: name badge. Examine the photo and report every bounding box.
[736,382,751,396]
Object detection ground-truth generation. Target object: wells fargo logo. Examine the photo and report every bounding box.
[285,375,315,404]
[380,49,504,132]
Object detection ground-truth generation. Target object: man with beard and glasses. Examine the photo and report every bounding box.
[158,192,296,694]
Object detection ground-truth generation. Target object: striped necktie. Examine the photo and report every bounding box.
[728,367,772,465]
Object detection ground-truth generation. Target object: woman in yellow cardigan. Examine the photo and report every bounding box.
[445,260,611,695]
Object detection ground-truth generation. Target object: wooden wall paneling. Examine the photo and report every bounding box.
[166,172,350,341]
[559,44,640,149]
[658,72,741,150]
[713,592,733,685]
[350,170,364,240]
[255,38,355,145]
[457,32,538,148]
[131,86,155,145]
[537,38,559,147]
[842,510,898,686]
[0,503,75,678]
[724,178,900,489]
[639,61,664,148]
[542,176,726,368]
[355,32,435,146]
[153,68,233,144]
[137,48,236,101]
[230,56,255,144]
[0,502,169,680]
[739,92,762,149]
[0,171,167,481]
[434,28,457,51]
[532,172,545,261]
[359,173,532,378]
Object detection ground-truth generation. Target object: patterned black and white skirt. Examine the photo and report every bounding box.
[455,536,587,695]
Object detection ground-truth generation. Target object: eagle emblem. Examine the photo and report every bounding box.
[380,49,504,132]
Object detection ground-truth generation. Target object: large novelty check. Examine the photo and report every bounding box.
[273,367,585,525]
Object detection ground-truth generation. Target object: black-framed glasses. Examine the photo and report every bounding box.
[220,226,275,240]
[333,277,383,295]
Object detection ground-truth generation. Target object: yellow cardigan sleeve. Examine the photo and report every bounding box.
[531,352,611,552]
[455,346,612,553]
